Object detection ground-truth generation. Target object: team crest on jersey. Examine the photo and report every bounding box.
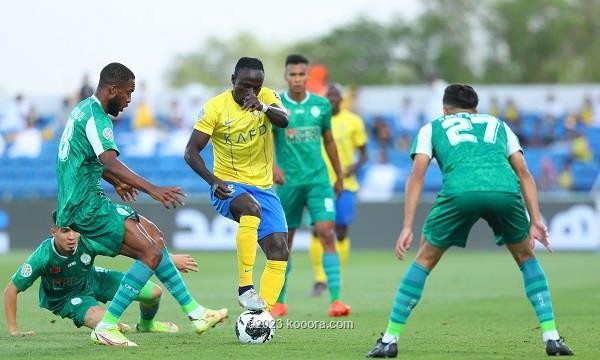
[20,264,32,277]
[103,128,113,140]
[80,254,91,265]
[310,106,321,118]
[71,297,82,306]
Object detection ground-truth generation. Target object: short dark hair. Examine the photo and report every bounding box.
[443,84,479,109]
[234,57,264,78]
[51,210,57,225]
[98,62,135,88]
[285,54,309,66]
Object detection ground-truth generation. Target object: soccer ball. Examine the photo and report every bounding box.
[235,310,275,344]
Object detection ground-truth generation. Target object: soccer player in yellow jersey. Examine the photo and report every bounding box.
[309,84,369,297]
[184,57,290,311]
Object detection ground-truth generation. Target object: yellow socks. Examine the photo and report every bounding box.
[259,260,288,310]
[337,237,351,271]
[309,235,326,283]
[237,215,260,287]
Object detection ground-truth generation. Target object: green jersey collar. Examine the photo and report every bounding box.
[90,95,101,105]
[284,91,311,105]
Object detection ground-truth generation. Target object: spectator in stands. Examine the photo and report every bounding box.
[160,99,189,156]
[542,92,565,127]
[395,96,420,131]
[78,74,94,102]
[571,131,593,162]
[579,95,594,127]
[557,158,574,191]
[0,93,30,135]
[371,116,393,150]
[503,98,521,133]
[396,131,412,152]
[7,118,42,158]
[358,149,402,201]
[422,73,448,122]
[126,82,161,157]
[488,96,500,118]
[537,157,558,191]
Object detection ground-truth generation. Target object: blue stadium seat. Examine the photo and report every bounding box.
[572,161,599,191]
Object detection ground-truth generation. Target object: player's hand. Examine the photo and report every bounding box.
[10,329,35,337]
[395,227,413,260]
[273,166,286,185]
[151,186,186,209]
[115,183,138,203]
[333,177,343,197]
[171,254,199,273]
[242,93,262,112]
[211,180,234,200]
[529,220,552,253]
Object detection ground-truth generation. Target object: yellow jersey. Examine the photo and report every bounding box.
[323,109,368,192]
[194,87,283,188]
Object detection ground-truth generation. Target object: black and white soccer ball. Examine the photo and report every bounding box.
[235,310,275,344]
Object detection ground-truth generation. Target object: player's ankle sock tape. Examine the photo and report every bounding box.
[238,215,260,287]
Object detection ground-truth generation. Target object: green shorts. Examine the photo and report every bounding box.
[54,267,124,327]
[277,182,336,229]
[72,196,138,257]
[423,192,530,249]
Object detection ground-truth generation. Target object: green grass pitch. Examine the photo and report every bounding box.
[0,250,598,359]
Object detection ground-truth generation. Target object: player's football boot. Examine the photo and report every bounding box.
[270,302,288,318]
[238,288,267,310]
[310,282,327,297]
[366,336,398,358]
[91,325,138,347]
[136,320,179,333]
[329,300,351,317]
[190,308,228,335]
[545,338,574,356]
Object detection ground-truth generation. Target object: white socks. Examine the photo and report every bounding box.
[382,332,398,344]
[543,330,560,342]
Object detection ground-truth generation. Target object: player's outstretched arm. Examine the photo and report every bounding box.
[4,282,35,337]
[509,151,552,252]
[396,154,430,260]
[100,150,185,209]
[170,253,199,273]
[322,129,344,196]
[184,129,232,200]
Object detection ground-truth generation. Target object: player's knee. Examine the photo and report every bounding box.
[316,226,335,247]
[266,239,289,261]
[241,202,262,218]
[141,247,163,270]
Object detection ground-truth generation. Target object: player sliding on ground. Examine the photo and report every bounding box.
[4,212,198,336]
[367,84,573,357]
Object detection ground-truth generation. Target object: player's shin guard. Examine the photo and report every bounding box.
[519,257,559,341]
[259,260,287,310]
[154,248,204,317]
[336,237,351,272]
[323,252,341,302]
[309,235,327,283]
[237,216,260,288]
[276,259,292,303]
[101,260,154,326]
[136,281,160,325]
[387,261,430,337]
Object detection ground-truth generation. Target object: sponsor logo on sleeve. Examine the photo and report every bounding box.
[70,297,82,306]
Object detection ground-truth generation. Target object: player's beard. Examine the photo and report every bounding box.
[107,97,122,116]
